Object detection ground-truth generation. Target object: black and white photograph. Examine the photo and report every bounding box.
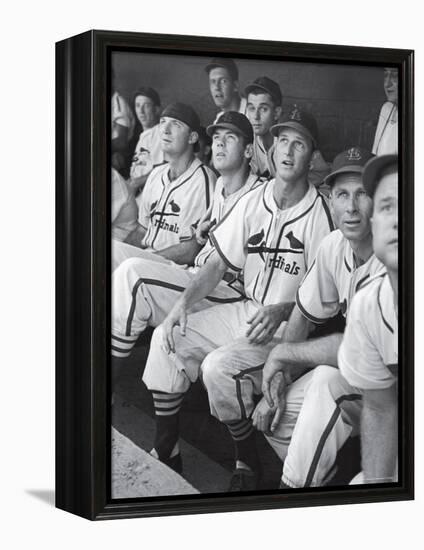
[109,49,402,500]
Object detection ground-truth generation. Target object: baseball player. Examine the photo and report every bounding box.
[111,112,264,361]
[245,76,282,177]
[372,68,398,156]
[112,102,216,269]
[141,107,334,487]
[260,147,386,489]
[339,154,398,484]
[205,58,247,123]
[130,87,165,192]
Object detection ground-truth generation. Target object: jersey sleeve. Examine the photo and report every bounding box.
[209,193,251,272]
[296,236,339,323]
[338,291,397,390]
[177,167,217,242]
[303,194,334,270]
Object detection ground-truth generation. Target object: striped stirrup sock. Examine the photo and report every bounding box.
[226,419,254,441]
[111,333,138,358]
[152,391,185,417]
[152,391,185,460]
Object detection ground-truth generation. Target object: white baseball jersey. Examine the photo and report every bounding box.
[111,168,138,241]
[111,92,135,140]
[130,123,165,178]
[296,229,385,323]
[250,135,274,177]
[138,158,216,250]
[210,180,334,306]
[193,173,264,268]
[338,273,398,389]
[372,102,398,156]
[213,97,247,123]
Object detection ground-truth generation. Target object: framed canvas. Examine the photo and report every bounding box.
[56,30,414,520]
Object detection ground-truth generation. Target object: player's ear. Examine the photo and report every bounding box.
[189,131,199,146]
[274,106,282,122]
[244,142,253,160]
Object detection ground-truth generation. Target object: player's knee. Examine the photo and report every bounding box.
[201,348,232,390]
[309,365,343,393]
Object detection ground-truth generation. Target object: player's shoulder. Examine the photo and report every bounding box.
[307,186,334,228]
[350,271,387,316]
[380,101,396,117]
[317,228,345,254]
[148,162,168,179]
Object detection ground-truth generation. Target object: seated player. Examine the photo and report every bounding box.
[372,69,398,156]
[111,111,263,360]
[141,107,333,485]
[130,87,164,192]
[205,58,247,123]
[339,154,398,484]
[260,147,386,489]
[244,76,282,177]
[112,102,216,269]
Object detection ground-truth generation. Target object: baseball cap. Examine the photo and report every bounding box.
[245,76,282,106]
[323,147,374,187]
[206,111,254,144]
[271,105,319,147]
[160,102,201,132]
[133,86,161,107]
[205,58,239,81]
[362,154,398,198]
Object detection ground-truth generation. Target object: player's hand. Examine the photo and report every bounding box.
[246,303,292,345]
[252,372,286,434]
[262,345,289,408]
[161,303,188,354]
[195,219,216,246]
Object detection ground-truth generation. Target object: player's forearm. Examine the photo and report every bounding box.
[123,224,147,248]
[361,384,398,483]
[157,237,202,265]
[272,333,343,379]
[178,254,227,310]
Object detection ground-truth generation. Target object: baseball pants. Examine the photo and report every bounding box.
[111,256,245,358]
[143,300,286,418]
[266,365,362,488]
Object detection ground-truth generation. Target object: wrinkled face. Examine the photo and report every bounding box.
[212,128,250,173]
[246,92,281,137]
[371,170,398,272]
[273,127,314,183]
[384,68,398,104]
[330,174,373,243]
[159,116,196,156]
[209,67,238,109]
[134,95,158,129]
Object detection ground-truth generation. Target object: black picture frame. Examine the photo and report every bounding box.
[56,29,414,521]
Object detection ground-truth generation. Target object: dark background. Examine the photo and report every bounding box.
[113,51,385,161]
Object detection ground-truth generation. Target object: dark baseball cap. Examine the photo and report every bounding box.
[362,154,398,198]
[245,76,282,106]
[323,147,374,187]
[271,105,319,147]
[133,86,161,107]
[205,58,238,81]
[206,111,254,144]
[161,102,201,132]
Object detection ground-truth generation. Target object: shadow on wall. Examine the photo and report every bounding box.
[113,51,385,161]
